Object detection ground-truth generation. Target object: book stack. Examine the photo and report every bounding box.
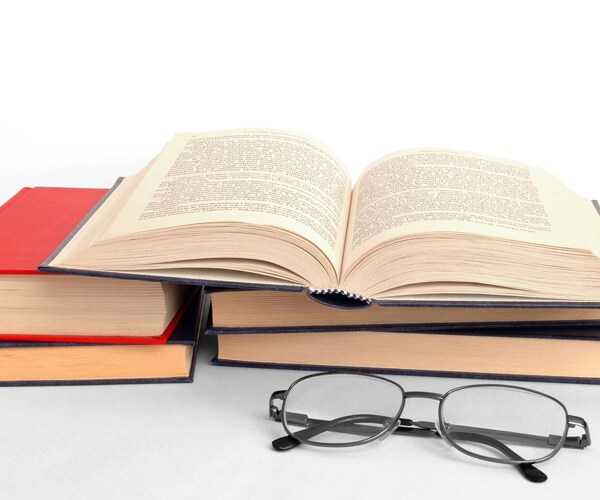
[207,289,600,383]
[10,129,600,383]
[0,187,203,385]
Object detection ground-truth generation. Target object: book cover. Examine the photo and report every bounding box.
[0,186,109,274]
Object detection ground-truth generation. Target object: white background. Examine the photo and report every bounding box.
[1,1,599,499]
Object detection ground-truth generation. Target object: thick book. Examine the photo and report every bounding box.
[209,320,600,384]
[0,187,193,343]
[0,289,205,386]
[41,129,600,310]
[209,288,600,330]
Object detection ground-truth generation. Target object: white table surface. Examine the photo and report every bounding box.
[2,1,600,498]
[0,339,598,499]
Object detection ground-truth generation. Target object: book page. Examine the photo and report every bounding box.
[104,130,352,274]
[342,149,600,274]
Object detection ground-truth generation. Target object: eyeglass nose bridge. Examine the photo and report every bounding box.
[403,391,444,401]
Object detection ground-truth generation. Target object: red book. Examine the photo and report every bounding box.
[0,187,108,274]
[0,187,189,344]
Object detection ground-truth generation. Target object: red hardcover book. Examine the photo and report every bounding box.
[0,187,187,344]
[0,187,108,274]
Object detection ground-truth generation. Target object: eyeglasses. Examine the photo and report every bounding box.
[269,373,591,483]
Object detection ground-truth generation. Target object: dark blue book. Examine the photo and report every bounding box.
[208,309,600,384]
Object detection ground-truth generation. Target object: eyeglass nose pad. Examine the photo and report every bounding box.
[378,418,401,441]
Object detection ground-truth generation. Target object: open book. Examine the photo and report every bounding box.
[42,129,600,308]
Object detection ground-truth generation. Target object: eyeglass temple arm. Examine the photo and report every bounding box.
[409,417,590,450]
[275,411,536,459]
[288,413,394,439]
[270,408,546,482]
[271,406,392,451]
[448,430,547,483]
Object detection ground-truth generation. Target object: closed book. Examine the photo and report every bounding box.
[209,318,600,384]
[209,289,600,331]
[0,187,193,343]
[0,289,205,386]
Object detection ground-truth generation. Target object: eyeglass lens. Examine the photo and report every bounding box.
[440,385,568,462]
[282,373,404,445]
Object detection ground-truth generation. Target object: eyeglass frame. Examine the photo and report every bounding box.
[269,372,591,482]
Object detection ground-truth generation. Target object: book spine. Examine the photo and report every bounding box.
[0,187,31,215]
[308,288,372,309]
